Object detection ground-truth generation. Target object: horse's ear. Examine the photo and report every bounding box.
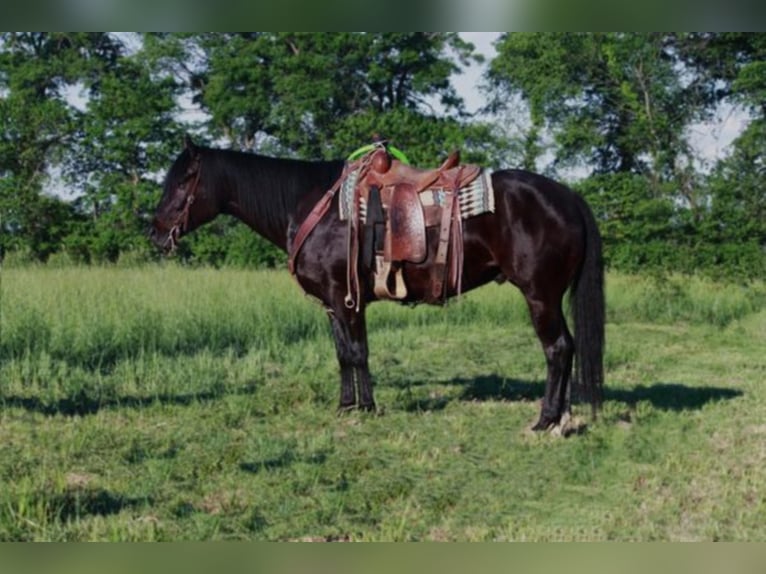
[183,134,201,176]
[184,134,198,155]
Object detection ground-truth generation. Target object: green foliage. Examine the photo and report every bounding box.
[704,123,766,248]
[488,32,764,281]
[328,107,499,166]
[0,33,119,261]
[576,172,765,280]
[184,219,286,269]
[1,33,764,279]
[489,33,701,180]
[1,33,182,264]
[139,32,486,160]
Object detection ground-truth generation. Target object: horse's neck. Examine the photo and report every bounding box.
[221,156,339,252]
[224,180,288,251]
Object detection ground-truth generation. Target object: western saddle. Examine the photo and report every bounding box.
[288,144,484,311]
[358,147,481,303]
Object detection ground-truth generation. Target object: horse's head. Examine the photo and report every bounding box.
[149,136,219,254]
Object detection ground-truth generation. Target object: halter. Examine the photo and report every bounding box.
[165,162,202,253]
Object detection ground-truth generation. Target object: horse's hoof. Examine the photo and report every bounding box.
[336,403,378,415]
[530,417,558,432]
[530,412,586,437]
[552,413,587,437]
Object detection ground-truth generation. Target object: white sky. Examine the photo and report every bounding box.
[455,32,500,115]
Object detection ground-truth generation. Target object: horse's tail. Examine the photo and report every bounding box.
[570,193,605,417]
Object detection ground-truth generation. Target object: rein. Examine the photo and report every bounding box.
[165,163,202,253]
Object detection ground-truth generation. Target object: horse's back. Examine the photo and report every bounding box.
[492,169,583,222]
[487,169,587,289]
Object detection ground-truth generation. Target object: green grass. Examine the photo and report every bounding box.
[1,265,765,540]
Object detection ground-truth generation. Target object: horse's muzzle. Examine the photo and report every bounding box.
[148,222,175,254]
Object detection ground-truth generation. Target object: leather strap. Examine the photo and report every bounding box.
[288,157,369,275]
[430,188,455,303]
[345,185,361,310]
[165,161,202,253]
[449,180,464,296]
[429,166,465,303]
[288,184,338,275]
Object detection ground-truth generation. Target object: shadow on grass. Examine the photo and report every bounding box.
[458,376,545,402]
[0,487,155,542]
[239,450,329,474]
[402,376,543,413]
[46,489,153,522]
[1,382,259,417]
[4,375,743,418]
[403,374,743,413]
[605,383,742,411]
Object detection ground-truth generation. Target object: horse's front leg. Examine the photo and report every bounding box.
[326,305,375,412]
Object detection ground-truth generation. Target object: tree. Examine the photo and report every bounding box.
[0,33,186,263]
[691,33,766,276]
[148,33,489,161]
[488,32,765,278]
[0,33,122,260]
[64,45,183,262]
[488,33,710,186]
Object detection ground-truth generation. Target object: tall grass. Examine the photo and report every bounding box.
[5,266,762,366]
[606,273,766,327]
[1,265,324,365]
[3,264,762,407]
[1,265,536,371]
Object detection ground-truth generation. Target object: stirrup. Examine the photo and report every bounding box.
[374,256,407,300]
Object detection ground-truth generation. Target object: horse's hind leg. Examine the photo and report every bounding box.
[524,294,574,431]
[327,306,375,412]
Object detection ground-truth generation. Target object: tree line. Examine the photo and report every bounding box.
[1,33,763,279]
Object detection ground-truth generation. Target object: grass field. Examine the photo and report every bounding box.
[1,265,765,541]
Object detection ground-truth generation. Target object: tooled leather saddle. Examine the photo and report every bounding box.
[356,148,481,304]
[288,144,492,311]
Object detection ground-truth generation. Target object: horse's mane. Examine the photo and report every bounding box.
[167,146,344,246]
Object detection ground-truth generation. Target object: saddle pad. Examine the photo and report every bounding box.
[419,170,495,219]
[339,166,361,221]
[339,168,494,222]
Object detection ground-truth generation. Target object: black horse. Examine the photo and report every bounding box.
[150,138,604,431]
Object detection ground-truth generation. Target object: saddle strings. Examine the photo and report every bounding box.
[344,150,378,311]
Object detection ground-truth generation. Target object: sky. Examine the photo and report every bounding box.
[454,32,500,115]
